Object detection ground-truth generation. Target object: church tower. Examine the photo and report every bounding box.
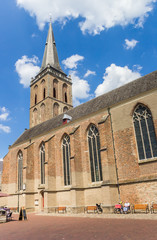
[29,23,73,128]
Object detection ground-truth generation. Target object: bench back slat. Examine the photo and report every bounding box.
[152,204,157,208]
[134,204,148,209]
[87,206,97,211]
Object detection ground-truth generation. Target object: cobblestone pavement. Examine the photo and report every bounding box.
[0,213,157,240]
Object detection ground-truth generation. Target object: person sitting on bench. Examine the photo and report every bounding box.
[123,201,130,213]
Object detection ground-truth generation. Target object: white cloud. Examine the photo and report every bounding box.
[31,33,37,38]
[84,70,96,78]
[62,55,84,69]
[16,0,156,34]
[124,39,139,50]
[0,124,11,134]
[15,55,40,88]
[133,64,143,71]
[95,64,141,97]
[0,107,9,121]
[0,158,3,161]
[70,71,91,106]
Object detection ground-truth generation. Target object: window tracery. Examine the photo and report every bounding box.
[88,125,102,182]
[62,135,71,186]
[133,104,157,160]
[40,143,45,184]
[18,151,23,191]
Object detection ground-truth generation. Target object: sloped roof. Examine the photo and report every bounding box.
[12,70,157,147]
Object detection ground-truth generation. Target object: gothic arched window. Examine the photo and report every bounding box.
[40,143,45,184]
[40,103,45,122]
[88,125,103,182]
[53,79,58,98]
[53,102,59,117]
[63,84,68,103]
[65,92,67,103]
[63,106,68,113]
[35,94,37,105]
[133,104,157,160]
[33,108,38,126]
[43,88,46,99]
[62,135,71,186]
[18,151,23,191]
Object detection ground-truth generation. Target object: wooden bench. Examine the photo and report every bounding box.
[132,204,149,214]
[84,206,98,213]
[10,207,17,212]
[55,207,66,213]
[150,204,157,214]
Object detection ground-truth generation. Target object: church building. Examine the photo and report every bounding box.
[1,23,157,213]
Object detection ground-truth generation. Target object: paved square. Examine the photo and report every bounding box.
[0,213,157,240]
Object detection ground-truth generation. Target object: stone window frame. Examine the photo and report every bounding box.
[35,94,37,105]
[43,88,46,99]
[40,142,45,185]
[53,79,58,99]
[87,124,103,183]
[53,102,59,117]
[18,150,23,191]
[133,103,157,163]
[62,134,71,186]
[40,103,46,122]
[62,83,68,103]
[33,108,38,126]
[34,84,38,105]
[63,106,68,113]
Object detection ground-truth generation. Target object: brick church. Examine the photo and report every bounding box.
[1,23,157,213]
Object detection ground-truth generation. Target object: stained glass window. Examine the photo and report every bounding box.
[40,143,45,184]
[133,104,157,160]
[62,135,71,185]
[18,151,23,191]
[88,125,103,182]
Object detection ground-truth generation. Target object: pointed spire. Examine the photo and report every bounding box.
[40,22,62,72]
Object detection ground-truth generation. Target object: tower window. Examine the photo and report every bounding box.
[40,103,45,122]
[43,88,46,99]
[53,88,56,98]
[63,106,68,113]
[63,83,68,103]
[65,92,67,103]
[88,125,103,182]
[35,94,37,105]
[33,108,38,126]
[133,104,157,160]
[18,151,23,191]
[53,79,58,99]
[53,102,59,117]
[62,135,71,186]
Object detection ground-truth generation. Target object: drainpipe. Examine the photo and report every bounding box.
[108,107,121,202]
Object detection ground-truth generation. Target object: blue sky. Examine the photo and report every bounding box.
[0,0,157,160]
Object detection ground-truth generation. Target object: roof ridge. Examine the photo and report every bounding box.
[12,70,157,147]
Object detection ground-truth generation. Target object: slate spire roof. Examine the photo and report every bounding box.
[40,22,63,72]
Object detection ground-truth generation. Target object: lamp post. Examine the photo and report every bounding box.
[18,191,19,212]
